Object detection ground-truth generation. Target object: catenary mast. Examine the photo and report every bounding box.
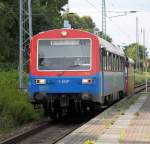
[102,0,106,37]
[19,0,33,89]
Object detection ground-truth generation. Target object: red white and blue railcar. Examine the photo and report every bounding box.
[28,29,131,119]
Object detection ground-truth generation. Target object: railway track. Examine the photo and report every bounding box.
[0,84,148,144]
[0,116,92,144]
[0,121,51,144]
[134,83,150,93]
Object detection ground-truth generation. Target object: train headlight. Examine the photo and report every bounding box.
[35,79,46,85]
[61,31,67,37]
[82,79,93,84]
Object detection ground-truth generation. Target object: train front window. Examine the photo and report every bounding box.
[38,39,91,70]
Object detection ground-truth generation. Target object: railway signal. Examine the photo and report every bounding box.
[143,60,149,68]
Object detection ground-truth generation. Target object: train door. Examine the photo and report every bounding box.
[100,46,106,104]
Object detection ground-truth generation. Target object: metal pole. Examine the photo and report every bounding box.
[102,0,106,37]
[143,30,147,93]
[143,29,145,72]
[19,0,24,89]
[136,17,139,71]
[146,63,148,93]
[67,0,70,13]
[28,0,33,38]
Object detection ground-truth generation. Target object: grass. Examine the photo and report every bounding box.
[0,71,41,132]
[135,71,150,85]
[84,140,95,144]
[119,129,126,144]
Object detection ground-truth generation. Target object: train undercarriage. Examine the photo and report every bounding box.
[32,91,124,120]
[33,93,101,120]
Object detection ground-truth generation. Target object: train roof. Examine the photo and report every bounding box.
[99,38,125,57]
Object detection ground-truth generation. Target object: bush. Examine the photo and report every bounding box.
[0,71,40,130]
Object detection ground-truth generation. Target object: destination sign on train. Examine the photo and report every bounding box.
[50,40,80,46]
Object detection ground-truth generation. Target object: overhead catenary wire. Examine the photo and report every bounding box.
[83,0,137,45]
[108,18,135,43]
[84,0,102,13]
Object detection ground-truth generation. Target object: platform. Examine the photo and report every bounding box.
[56,92,150,144]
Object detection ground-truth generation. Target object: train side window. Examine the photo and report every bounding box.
[113,55,115,71]
[106,51,109,71]
[100,46,107,71]
[107,52,109,71]
[120,58,122,71]
[121,58,124,71]
[116,55,118,71]
[101,48,107,71]
[108,52,112,71]
[114,55,117,71]
[118,56,121,71]
[118,56,120,71]
[104,54,107,71]
[120,57,122,71]
[111,53,113,71]
[113,54,115,71]
[117,56,119,71]
[123,59,125,71]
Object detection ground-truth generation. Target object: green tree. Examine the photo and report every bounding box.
[0,0,68,70]
[80,16,95,32]
[62,13,95,33]
[0,0,19,68]
[124,43,147,68]
[32,0,68,34]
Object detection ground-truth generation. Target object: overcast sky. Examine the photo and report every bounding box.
[68,0,150,52]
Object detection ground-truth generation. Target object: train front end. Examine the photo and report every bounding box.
[28,29,100,118]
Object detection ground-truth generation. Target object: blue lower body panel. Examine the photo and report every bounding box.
[28,73,102,103]
[103,72,125,96]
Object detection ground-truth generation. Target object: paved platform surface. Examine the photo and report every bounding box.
[124,93,150,144]
[57,93,150,144]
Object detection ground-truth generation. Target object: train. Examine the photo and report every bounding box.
[28,29,134,119]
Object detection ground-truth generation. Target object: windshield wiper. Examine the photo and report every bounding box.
[68,64,90,67]
[68,64,81,67]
